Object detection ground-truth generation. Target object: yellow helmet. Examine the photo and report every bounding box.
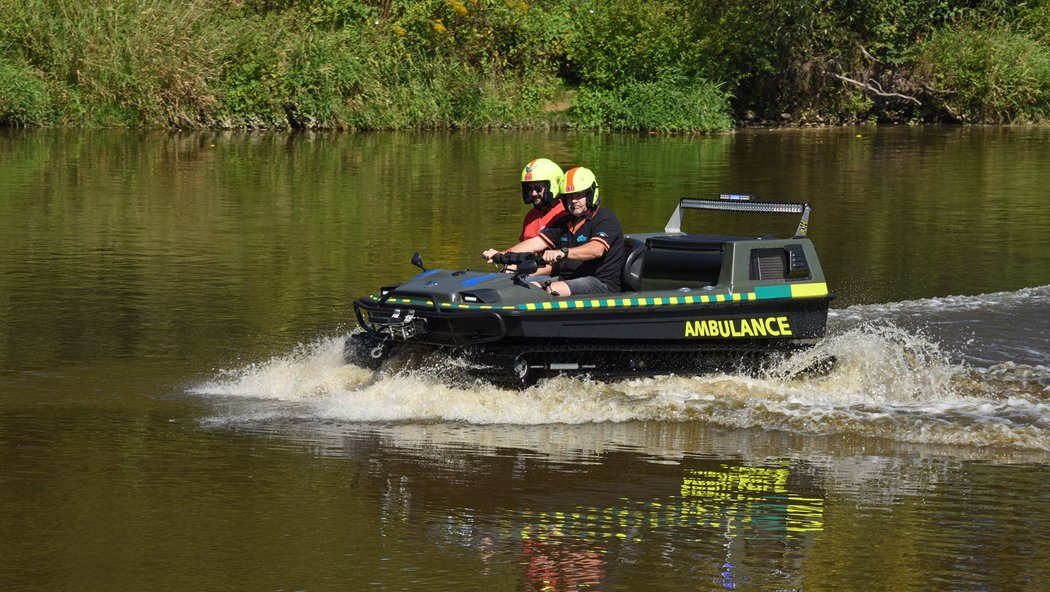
[560,166,600,210]
[520,158,563,208]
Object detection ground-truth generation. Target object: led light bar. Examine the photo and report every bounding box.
[665,197,812,237]
[682,198,805,214]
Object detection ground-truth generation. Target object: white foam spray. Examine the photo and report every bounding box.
[190,296,1050,452]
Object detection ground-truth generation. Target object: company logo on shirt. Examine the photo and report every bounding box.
[576,235,587,243]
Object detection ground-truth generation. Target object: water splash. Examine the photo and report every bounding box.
[191,293,1050,452]
[767,323,961,403]
[191,336,376,401]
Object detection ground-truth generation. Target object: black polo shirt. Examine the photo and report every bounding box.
[538,206,625,291]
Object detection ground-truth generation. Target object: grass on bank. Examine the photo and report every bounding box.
[0,0,733,131]
[919,23,1050,124]
[1,0,1049,130]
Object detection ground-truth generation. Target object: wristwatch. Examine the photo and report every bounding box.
[560,247,570,259]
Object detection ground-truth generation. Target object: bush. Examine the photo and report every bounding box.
[1018,2,1050,46]
[0,0,229,127]
[178,0,564,129]
[572,74,733,132]
[566,0,694,88]
[0,57,48,125]
[919,24,1050,123]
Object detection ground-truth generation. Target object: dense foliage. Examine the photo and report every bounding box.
[1,0,1048,130]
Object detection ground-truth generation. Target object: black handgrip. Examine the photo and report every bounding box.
[490,251,543,265]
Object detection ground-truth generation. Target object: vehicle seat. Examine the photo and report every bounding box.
[639,235,724,291]
[622,238,645,292]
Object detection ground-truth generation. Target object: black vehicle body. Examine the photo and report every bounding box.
[351,197,835,384]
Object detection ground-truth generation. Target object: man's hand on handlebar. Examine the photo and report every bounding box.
[541,249,566,264]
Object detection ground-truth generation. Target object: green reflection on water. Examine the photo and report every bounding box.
[1,127,1049,377]
[2,127,1050,592]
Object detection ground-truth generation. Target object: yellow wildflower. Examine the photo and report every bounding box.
[448,0,468,16]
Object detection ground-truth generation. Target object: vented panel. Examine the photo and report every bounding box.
[750,249,787,280]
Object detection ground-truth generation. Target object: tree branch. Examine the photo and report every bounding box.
[828,72,921,105]
[856,43,877,64]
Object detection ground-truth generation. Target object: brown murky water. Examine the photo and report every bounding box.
[1,128,1048,590]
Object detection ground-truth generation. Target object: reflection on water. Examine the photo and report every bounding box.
[419,463,825,591]
[189,418,1045,591]
[3,127,1050,377]
[2,128,1050,590]
[320,426,828,591]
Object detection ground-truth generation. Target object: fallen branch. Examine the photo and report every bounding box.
[828,72,921,105]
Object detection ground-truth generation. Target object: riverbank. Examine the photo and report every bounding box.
[2,1,1048,132]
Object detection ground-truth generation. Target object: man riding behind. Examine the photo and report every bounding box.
[518,158,566,242]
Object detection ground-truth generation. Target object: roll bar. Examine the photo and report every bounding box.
[664,195,812,238]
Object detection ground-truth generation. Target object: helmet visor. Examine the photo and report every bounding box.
[521,181,551,206]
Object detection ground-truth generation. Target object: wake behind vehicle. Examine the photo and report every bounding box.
[350,195,835,385]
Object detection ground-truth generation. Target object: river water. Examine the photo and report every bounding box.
[1,128,1048,590]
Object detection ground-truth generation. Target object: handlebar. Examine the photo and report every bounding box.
[489,251,545,265]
